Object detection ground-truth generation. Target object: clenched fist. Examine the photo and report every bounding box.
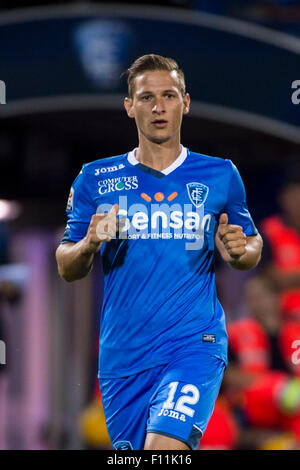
[82,204,119,255]
[216,213,247,262]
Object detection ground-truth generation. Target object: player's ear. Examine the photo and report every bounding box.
[124,97,135,118]
[183,93,190,115]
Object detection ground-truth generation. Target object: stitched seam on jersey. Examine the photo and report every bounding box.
[127,146,187,175]
[193,424,203,434]
[162,146,187,175]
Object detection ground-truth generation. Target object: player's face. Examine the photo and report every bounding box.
[124,70,190,145]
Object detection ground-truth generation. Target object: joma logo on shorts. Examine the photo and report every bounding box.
[157,408,186,422]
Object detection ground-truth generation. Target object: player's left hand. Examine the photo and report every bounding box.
[216,213,247,262]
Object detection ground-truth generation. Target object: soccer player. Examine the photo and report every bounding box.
[56,54,263,450]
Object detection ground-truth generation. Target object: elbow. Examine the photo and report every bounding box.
[229,251,262,271]
[57,263,72,282]
[58,267,75,283]
[56,261,84,283]
[56,259,78,283]
[55,247,75,283]
[254,252,262,268]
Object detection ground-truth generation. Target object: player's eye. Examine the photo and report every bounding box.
[165,94,175,99]
[141,95,152,101]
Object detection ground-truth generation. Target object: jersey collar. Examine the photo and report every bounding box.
[127,145,188,176]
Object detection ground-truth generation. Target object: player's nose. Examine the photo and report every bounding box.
[152,98,165,114]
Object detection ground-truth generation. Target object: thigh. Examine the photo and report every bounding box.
[146,353,226,450]
[99,365,165,450]
[144,432,190,450]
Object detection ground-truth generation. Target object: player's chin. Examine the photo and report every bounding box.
[147,133,171,145]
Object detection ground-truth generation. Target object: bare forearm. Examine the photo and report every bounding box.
[229,234,263,270]
[56,205,119,282]
[216,230,263,271]
[56,240,96,282]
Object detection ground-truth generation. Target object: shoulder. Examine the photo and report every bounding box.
[188,150,233,169]
[81,153,128,176]
[70,153,128,190]
[187,151,235,188]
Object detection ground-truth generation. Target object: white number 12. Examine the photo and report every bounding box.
[163,381,200,418]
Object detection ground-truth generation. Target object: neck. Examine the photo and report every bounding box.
[135,133,182,172]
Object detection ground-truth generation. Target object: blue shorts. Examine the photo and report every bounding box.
[99,352,226,450]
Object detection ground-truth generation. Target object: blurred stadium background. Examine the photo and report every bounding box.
[0,0,300,450]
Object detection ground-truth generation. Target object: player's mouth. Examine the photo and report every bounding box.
[152,119,168,129]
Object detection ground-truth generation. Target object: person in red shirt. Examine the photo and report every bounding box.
[261,167,300,319]
[225,275,300,449]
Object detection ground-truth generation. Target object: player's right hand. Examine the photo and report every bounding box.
[82,204,119,254]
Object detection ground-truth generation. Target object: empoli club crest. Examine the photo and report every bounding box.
[186,182,209,208]
[114,440,133,450]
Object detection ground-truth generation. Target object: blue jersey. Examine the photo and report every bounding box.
[62,146,257,379]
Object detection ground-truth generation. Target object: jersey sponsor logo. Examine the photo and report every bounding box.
[117,206,211,234]
[97,195,211,250]
[95,163,125,175]
[113,440,133,450]
[98,176,138,195]
[140,191,178,203]
[66,187,74,211]
[186,182,209,208]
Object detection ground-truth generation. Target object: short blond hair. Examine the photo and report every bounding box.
[125,54,186,98]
